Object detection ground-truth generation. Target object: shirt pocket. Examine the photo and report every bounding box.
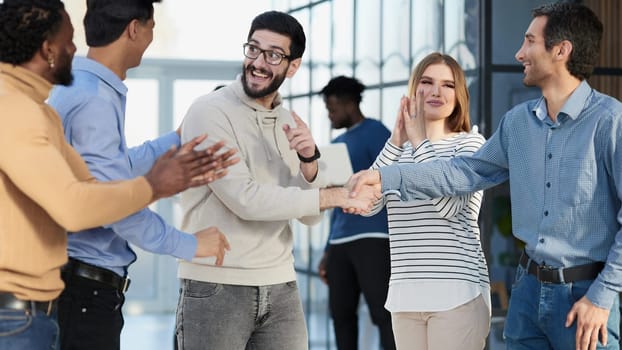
[558,157,595,205]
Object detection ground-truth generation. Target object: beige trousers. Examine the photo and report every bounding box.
[391,294,490,350]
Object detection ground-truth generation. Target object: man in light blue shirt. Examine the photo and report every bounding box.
[348,3,620,350]
[48,1,236,349]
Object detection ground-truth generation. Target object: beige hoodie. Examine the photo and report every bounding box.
[178,77,327,285]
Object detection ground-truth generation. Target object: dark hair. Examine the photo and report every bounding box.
[84,0,161,47]
[247,11,306,60]
[408,52,471,133]
[319,76,366,104]
[0,0,65,65]
[532,2,603,80]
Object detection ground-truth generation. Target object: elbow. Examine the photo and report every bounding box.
[56,215,97,232]
[232,205,263,221]
[298,214,323,226]
[50,203,120,232]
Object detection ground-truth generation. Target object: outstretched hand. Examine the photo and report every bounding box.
[345,169,382,201]
[341,184,382,215]
[189,141,240,184]
[144,134,239,201]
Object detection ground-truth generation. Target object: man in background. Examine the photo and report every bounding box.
[48,1,238,349]
[318,76,395,350]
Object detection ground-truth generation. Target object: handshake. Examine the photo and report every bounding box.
[320,169,383,215]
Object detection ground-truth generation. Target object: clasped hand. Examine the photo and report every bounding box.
[341,169,383,215]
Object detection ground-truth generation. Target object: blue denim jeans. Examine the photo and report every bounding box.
[504,264,620,349]
[175,279,308,350]
[0,307,59,350]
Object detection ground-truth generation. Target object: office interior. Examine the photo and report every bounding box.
[61,0,622,349]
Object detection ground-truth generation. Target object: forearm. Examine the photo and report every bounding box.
[43,177,152,232]
[319,187,349,210]
[212,174,321,221]
[300,160,319,182]
[379,155,502,201]
[129,131,180,175]
[108,208,197,261]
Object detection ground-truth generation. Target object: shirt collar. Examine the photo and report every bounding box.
[0,63,52,103]
[532,80,592,121]
[72,56,128,96]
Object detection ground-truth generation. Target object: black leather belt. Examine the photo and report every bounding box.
[63,258,131,293]
[0,292,57,316]
[519,250,604,284]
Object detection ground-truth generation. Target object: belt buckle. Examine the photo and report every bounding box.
[121,278,131,293]
[537,265,560,284]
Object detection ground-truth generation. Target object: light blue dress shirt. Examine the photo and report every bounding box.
[380,80,622,309]
[48,56,196,277]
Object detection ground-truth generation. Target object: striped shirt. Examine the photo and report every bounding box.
[369,131,490,312]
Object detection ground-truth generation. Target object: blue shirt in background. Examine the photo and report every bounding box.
[380,80,622,309]
[48,56,197,277]
[329,118,390,243]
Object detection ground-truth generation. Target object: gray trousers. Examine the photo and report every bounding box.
[175,279,308,350]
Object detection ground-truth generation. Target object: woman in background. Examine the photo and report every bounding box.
[365,52,490,350]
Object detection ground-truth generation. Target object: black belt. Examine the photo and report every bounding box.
[0,292,57,316]
[63,258,131,293]
[519,250,604,284]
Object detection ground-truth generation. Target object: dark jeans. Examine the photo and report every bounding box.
[326,237,395,350]
[59,273,125,350]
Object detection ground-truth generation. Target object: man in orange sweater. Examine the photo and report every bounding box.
[0,1,235,349]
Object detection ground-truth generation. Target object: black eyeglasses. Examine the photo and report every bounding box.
[243,43,291,65]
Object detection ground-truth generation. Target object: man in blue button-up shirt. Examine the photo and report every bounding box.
[348,3,621,350]
[48,1,237,350]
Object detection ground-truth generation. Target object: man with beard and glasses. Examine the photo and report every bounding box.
[174,10,380,350]
[0,1,234,349]
[47,1,238,350]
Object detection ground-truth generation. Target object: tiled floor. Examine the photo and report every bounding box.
[121,313,177,350]
[121,313,506,350]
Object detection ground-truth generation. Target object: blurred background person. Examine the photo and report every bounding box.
[318,76,395,350]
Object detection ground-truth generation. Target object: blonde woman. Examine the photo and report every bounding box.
[365,52,490,350]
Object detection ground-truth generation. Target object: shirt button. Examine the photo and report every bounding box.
[544,210,549,216]
[548,153,552,159]
[546,182,551,188]
[539,238,545,243]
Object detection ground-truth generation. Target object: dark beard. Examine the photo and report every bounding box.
[241,64,286,99]
[54,56,73,86]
